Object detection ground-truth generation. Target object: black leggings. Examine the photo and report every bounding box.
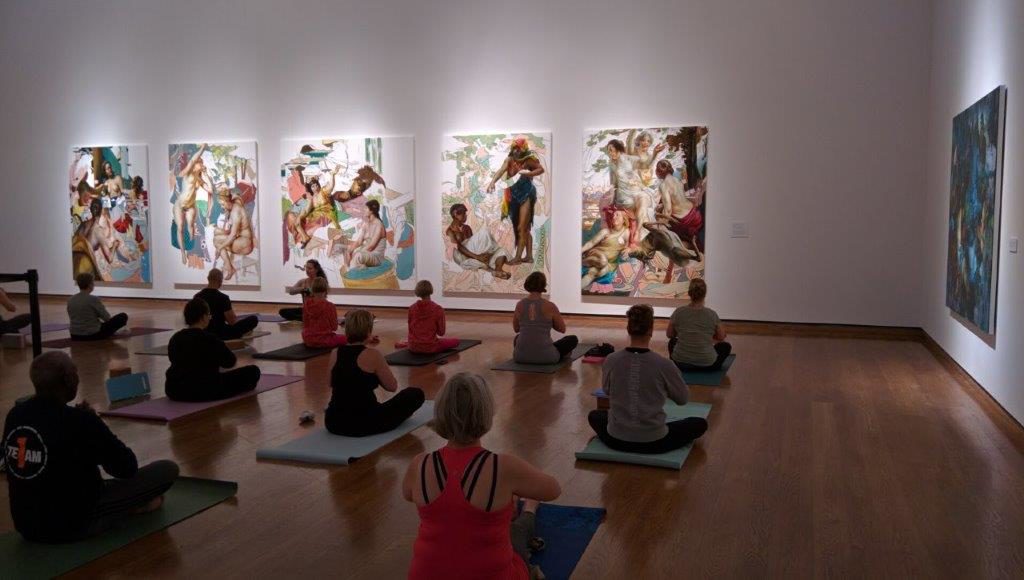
[213,315,259,340]
[325,387,425,437]
[554,335,579,359]
[588,409,707,454]
[279,307,303,322]
[669,340,732,372]
[0,314,31,334]
[85,460,180,538]
[71,313,129,341]
[167,366,261,402]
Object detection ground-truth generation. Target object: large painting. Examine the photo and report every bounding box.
[281,137,416,291]
[581,127,708,299]
[69,145,152,286]
[168,142,259,287]
[946,86,1007,334]
[441,133,551,295]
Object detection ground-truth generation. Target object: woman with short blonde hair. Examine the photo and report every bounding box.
[404,373,561,580]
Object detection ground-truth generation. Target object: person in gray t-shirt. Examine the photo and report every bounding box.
[667,279,731,371]
[588,304,707,454]
[68,273,128,341]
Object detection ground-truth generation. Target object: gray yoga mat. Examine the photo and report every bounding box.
[385,339,482,366]
[253,343,334,361]
[575,402,712,469]
[135,331,270,356]
[491,343,596,374]
[0,477,237,579]
[257,402,435,465]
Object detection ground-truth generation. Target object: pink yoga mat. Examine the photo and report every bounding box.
[40,327,171,349]
[100,373,303,422]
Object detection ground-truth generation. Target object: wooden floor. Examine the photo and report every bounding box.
[2,297,1024,579]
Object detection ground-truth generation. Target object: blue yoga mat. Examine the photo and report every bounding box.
[575,402,712,469]
[256,401,434,465]
[527,503,606,580]
[680,354,736,386]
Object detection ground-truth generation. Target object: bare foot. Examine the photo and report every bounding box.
[522,499,540,513]
[507,258,522,266]
[133,495,164,514]
[494,270,511,280]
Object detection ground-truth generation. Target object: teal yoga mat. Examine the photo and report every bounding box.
[491,343,595,374]
[680,354,736,386]
[0,477,237,579]
[256,402,435,465]
[575,402,712,469]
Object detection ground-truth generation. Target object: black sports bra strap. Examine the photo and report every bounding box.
[465,451,492,502]
[485,454,499,512]
[420,454,430,504]
[432,451,446,493]
[460,449,489,489]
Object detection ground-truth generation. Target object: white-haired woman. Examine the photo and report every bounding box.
[403,373,561,580]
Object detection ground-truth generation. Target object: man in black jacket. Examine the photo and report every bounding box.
[3,352,179,542]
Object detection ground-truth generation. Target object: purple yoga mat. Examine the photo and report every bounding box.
[19,323,70,335]
[40,327,171,349]
[100,373,303,422]
[238,313,287,323]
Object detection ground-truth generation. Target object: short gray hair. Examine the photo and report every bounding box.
[432,373,494,444]
[30,351,77,397]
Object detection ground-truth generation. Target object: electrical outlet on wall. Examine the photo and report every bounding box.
[730,222,750,238]
[1010,237,1019,254]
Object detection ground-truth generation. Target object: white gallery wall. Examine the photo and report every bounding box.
[0,0,931,325]
[922,0,1024,422]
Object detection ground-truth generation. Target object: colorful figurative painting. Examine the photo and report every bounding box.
[281,137,416,291]
[441,133,551,295]
[581,127,708,299]
[69,145,152,286]
[946,86,1007,335]
[168,142,259,287]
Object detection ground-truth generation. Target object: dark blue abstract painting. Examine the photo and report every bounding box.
[946,86,1007,335]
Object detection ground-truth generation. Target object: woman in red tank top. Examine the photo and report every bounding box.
[403,373,561,580]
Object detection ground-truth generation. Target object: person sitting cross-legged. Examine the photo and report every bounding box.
[589,304,708,454]
[165,298,261,402]
[194,268,258,340]
[3,351,179,543]
[67,273,128,341]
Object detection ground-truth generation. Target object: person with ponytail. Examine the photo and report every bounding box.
[280,259,327,321]
[588,304,708,454]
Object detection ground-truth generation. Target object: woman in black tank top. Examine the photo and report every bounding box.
[324,310,425,437]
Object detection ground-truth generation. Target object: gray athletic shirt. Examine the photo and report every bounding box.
[513,297,560,364]
[67,292,111,336]
[603,348,689,442]
[669,305,720,366]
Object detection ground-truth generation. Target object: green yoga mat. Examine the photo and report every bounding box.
[575,402,712,469]
[0,477,237,579]
[491,343,595,374]
[681,354,736,386]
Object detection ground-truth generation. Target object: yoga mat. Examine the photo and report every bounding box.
[385,339,482,366]
[40,327,171,349]
[257,401,435,465]
[0,476,237,580]
[100,374,303,422]
[253,343,334,361]
[135,331,269,356]
[575,402,712,469]
[106,372,151,403]
[681,354,736,386]
[528,503,606,580]
[18,322,70,335]
[491,343,596,374]
[238,313,287,323]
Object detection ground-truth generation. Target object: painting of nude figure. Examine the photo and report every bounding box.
[441,133,551,295]
[281,137,416,291]
[69,145,152,286]
[581,126,708,299]
[168,141,260,287]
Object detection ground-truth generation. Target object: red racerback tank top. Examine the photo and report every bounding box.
[408,446,528,580]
